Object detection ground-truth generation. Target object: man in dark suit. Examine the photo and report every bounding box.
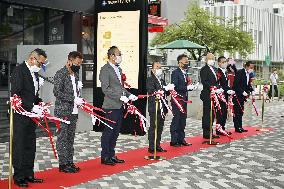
[216,56,235,135]
[54,51,84,173]
[200,53,222,139]
[11,48,47,187]
[147,61,173,153]
[99,46,138,165]
[170,54,196,147]
[233,61,255,133]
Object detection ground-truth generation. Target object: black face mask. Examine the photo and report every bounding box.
[71,65,80,73]
[182,64,189,69]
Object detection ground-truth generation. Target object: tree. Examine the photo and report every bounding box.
[151,4,255,60]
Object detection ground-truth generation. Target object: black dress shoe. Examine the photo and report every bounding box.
[101,157,116,166]
[111,156,125,163]
[170,142,181,147]
[25,176,44,183]
[14,179,28,187]
[235,128,243,133]
[59,164,78,173]
[240,128,248,132]
[68,162,80,172]
[156,146,167,152]
[179,141,192,146]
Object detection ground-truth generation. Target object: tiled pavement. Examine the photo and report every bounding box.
[1,101,284,188]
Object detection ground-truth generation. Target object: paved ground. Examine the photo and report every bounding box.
[0,100,284,189]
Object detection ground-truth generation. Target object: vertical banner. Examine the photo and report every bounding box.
[93,0,148,135]
[96,11,140,88]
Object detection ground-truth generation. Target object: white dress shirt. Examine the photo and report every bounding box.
[220,68,227,80]
[71,75,78,114]
[109,62,121,83]
[270,73,278,85]
[245,69,250,85]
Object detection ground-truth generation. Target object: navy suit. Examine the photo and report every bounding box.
[233,68,253,130]
[170,68,188,143]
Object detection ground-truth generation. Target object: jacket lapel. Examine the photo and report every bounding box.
[23,63,35,92]
[107,63,121,84]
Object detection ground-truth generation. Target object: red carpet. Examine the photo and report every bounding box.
[0,126,272,189]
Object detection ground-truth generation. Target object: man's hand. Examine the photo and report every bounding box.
[128,94,138,101]
[32,105,44,115]
[164,83,175,91]
[77,81,83,89]
[74,97,85,105]
[242,91,248,97]
[227,90,235,95]
[187,85,197,91]
[120,96,129,103]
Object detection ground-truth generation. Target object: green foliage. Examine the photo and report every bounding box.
[151,4,255,60]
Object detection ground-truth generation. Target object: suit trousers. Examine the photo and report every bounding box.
[216,100,228,130]
[202,99,215,137]
[13,113,36,180]
[233,96,245,130]
[170,103,187,143]
[101,108,123,159]
[56,114,78,166]
[148,111,165,149]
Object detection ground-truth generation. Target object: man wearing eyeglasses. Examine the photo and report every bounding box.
[53,51,84,173]
[11,48,47,187]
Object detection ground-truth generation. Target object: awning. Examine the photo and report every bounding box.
[148,14,168,26]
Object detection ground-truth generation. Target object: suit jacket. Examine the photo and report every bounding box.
[53,66,79,117]
[11,63,41,111]
[146,71,168,114]
[200,64,218,102]
[233,68,253,100]
[171,68,188,109]
[217,68,231,100]
[99,63,130,110]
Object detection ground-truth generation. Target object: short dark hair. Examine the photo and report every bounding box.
[107,46,118,58]
[33,48,47,58]
[245,61,253,68]
[217,56,226,63]
[68,51,83,60]
[177,54,188,62]
[151,61,160,68]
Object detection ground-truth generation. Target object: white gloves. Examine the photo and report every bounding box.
[215,88,224,94]
[120,96,129,103]
[187,85,197,91]
[74,97,85,105]
[242,91,248,97]
[128,94,138,101]
[251,91,256,96]
[32,105,44,115]
[39,77,44,87]
[77,81,83,89]
[164,83,175,91]
[227,90,235,95]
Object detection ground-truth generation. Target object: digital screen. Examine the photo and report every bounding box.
[96,10,140,89]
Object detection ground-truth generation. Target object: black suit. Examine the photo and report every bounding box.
[11,63,41,180]
[170,68,188,143]
[216,68,231,130]
[146,72,168,149]
[233,68,253,129]
[200,65,218,137]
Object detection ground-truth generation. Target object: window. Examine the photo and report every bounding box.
[49,10,64,44]
[273,8,279,14]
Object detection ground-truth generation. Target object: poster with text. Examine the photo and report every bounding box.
[97,10,140,88]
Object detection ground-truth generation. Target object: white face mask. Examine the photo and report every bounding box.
[30,65,41,73]
[115,56,122,65]
[207,60,215,66]
[247,69,253,73]
[220,63,228,69]
[155,69,163,77]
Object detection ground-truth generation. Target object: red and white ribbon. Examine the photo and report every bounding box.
[210,86,222,115]
[228,95,235,117]
[251,95,259,116]
[169,90,192,114]
[78,100,115,130]
[10,95,68,158]
[124,103,149,133]
[216,124,233,139]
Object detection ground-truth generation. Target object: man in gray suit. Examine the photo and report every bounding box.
[53,51,84,173]
[99,46,138,165]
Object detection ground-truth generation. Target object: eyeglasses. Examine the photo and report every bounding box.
[34,57,49,66]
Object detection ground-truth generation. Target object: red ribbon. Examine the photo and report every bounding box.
[122,73,131,89]
[124,103,148,133]
[216,124,233,139]
[169,90,192,114]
